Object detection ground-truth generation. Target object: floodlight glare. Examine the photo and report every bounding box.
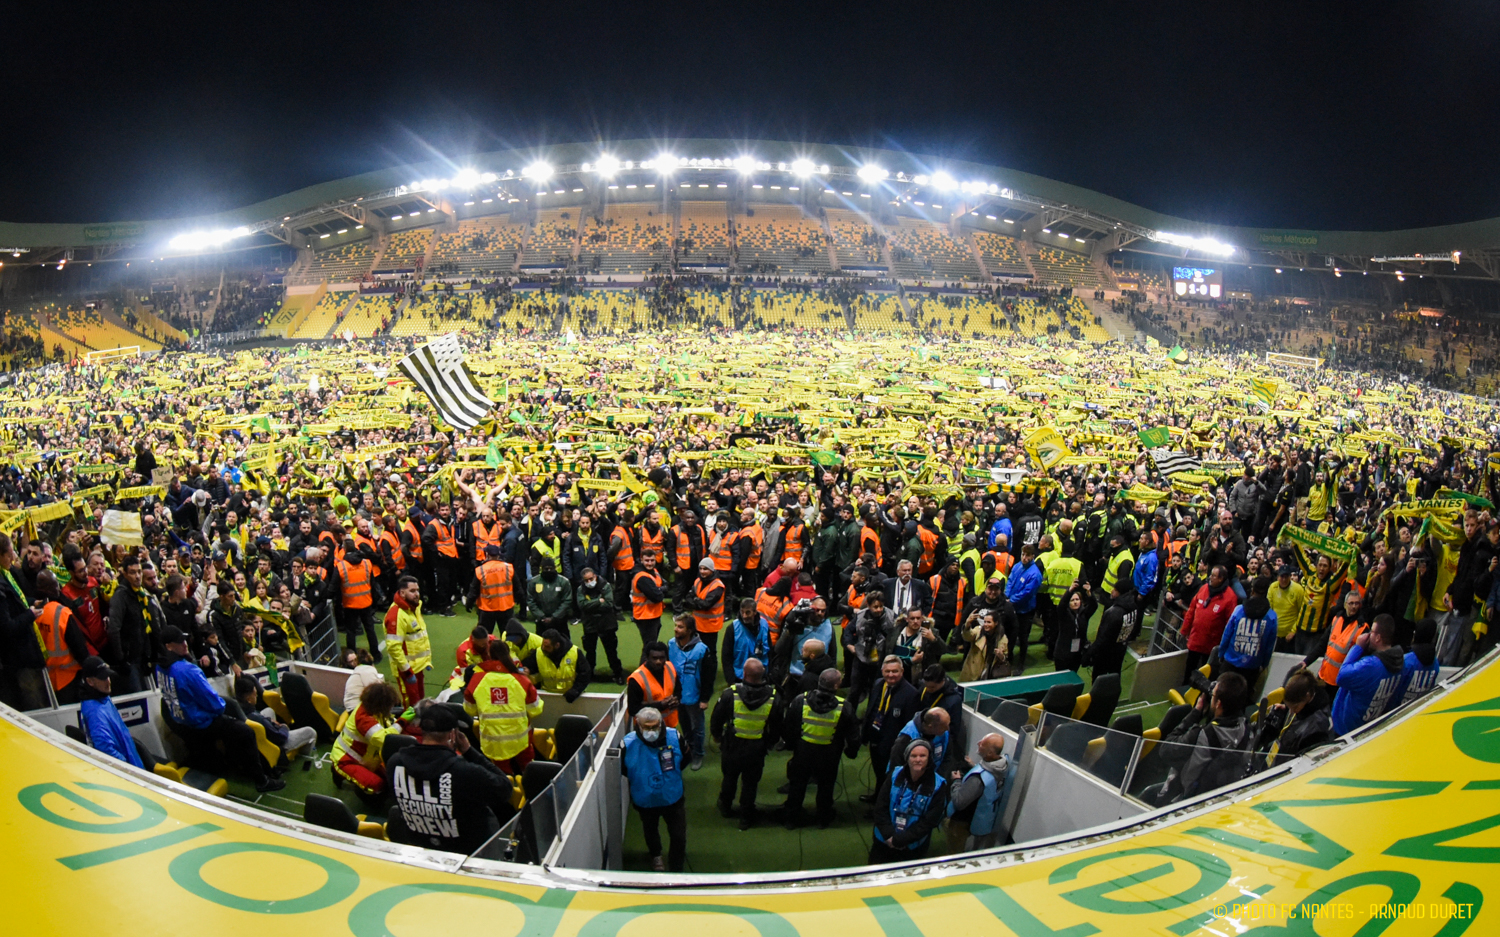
[450,168,484,188]
[790,158,816,176]
[1153,232,1236,256]
[596,154,621,177]
[929,171,957,191]
[167,226,251,252]
[523,161,553,182]
[857,164,888,182]
[733,155,757,175]
[654,154,679,173]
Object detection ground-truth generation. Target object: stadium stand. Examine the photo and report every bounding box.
[827,209,886,270]
[337,295,399,338]
[743,288,844,328]
[380,228,434,272]
[676,202,731,268]
[973,231,1032,278]
[849,292,910,331]
[733,205,830,275]
[287,290,351,340]
[888,217,982,281]
[579,205,669,275]
[1031,245,1108,290]
[430,221,526,277]
[294,238,376,285]
[523,210,582,271]
[570,288,653,331]
[394,291,496,336]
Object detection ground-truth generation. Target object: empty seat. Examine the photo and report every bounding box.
[1088,714,1144,788]
[304,793,385,839]
[552,713,594,764]
[1045,721,1105,763]
[1080,674,1121,726]
[1039,683,1083,718]
[278,672,339,742]
[521,760,563,802]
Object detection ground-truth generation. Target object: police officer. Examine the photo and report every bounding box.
[709,657,778,829]
[779,667,859,829]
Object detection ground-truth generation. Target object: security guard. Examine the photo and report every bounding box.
[384,575,433,707]
[1100,531,1134,595]
[709,657,779,829]
[34,570,88,704]
[422,502,462,616]
[467,544,515,634]
[631,552,666,655]
[463,638,543,773]
[521,628,593,702]
[1039,537,1083,660]
[779,667,859,829]
[685,557,727,659]
[336,539,382,660]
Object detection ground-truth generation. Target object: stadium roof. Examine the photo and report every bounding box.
[5,139,1500,277]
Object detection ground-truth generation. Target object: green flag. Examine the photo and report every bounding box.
[249,415,272,433]
[1138,426,1171,448]
[485,440,502,468]
[1167,345,1190,364]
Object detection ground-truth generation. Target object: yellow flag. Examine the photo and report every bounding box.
[1022,426,1072,471]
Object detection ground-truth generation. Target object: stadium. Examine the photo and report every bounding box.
[3,136,1500,937]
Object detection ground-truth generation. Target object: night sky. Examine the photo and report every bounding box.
[3,2,1497,231]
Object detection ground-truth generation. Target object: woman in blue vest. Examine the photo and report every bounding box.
[869,737,948,863]
[621,706,687,872]
[945,733,1009,851]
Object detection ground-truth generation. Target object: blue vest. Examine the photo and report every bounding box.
[897,718,949,769]
[949,764,1002,836]
[729,618,768,680]
[789,619,834,676]
[623,729,684,809]
[875,767,946,850]
[667,638,708,705]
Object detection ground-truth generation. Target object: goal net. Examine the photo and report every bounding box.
[1266,352,1323,370]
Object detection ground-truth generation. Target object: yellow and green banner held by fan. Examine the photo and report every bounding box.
[1023,426,1072,470]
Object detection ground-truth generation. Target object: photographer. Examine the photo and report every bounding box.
[888,607,947,682]
[1146,671,1253,805]
[771,596,834,695]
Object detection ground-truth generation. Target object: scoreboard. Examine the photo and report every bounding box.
[1172,266,1222,298]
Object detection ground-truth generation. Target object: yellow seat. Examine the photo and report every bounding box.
[531,727,556,760]
[354,815,389,840]
[336,710,349,733]
[311,692,340,734]
[1141,726,1162,757]
[1168,688,1186,707]
[262,689,293,724]
[1071,693,1092,720]
[205,778,229,798]
[1084,736,1106,769]
[1026,703,1043,727]
[153,762,188,783]
[509,775,526,810]
[1266,686,1285,707]
[246,718,284,767]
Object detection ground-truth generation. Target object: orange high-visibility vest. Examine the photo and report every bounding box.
[928,574,967,635]
[782,522,805,565]
[477,560,515,612]
[859,525,882,568]
[473,520,503,557]
[631,569,664,620]
[402,520,425,564]
[755,588,794,647]
[692,577,725,633]
[37,601,80,692]
[740,524,764,570]
[983,550,1015,579]
[337,558,374,609]
[672,524,707,571]
[610,527,635,571]
[638,527,665,566]
[628,663,679,728]
[1319,615,1368,685]
[381,529,405,571]
[711,531,736,571]
[431,520,459,559]
[352,532,380,557]
[843,584,867,628]
[916,526,940,576]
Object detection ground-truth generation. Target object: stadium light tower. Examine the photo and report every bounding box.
[595,154,620,177]
[733,155,757,175]
[523,161,553,182]
[929,171,957,191]
[654,154,679,174]
[857,164,888,183]
[167,226,251,252]
[790,158,816,177]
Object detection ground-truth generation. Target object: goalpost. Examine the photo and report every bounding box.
[84,346,141,364]
[1266,351,1323,370]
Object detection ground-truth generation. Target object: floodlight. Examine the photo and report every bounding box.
[523,161,553,182]
[167,226,251,252]
[930,171,957,191]
[790,158,816,176]
[857,164,888,182]
[596,154,621,177]
[1153,232,1235,256]
[654,154,679,173]
[733,155,756,174]
[451,168,484,188]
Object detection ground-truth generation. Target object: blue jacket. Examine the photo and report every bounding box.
[1133,549,1159,596]
[1005,560,1043,614]
[1391,648,1441,711]
[667,635,710,706]
[987,517,1014,551]
[897,717,950,769]
[726,617,768,682]
[789,618,834,677]
[1331,644,1406,737]
[158,654,226,729]
[1217,600,1278,672]
[81,696,144,768]
[622,728,684,808]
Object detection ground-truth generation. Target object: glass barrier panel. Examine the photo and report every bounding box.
[1035,711,1142,790]
[1123,731,1262,807]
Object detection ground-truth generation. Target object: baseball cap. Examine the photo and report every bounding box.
[160,625,189,646]
[80,656,116,682]
[418,703,472,733]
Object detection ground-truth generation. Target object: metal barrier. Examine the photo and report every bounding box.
[303,603,341,665]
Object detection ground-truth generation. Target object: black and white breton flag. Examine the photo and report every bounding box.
[396,333,493,431]
[1149,448,1202,476]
